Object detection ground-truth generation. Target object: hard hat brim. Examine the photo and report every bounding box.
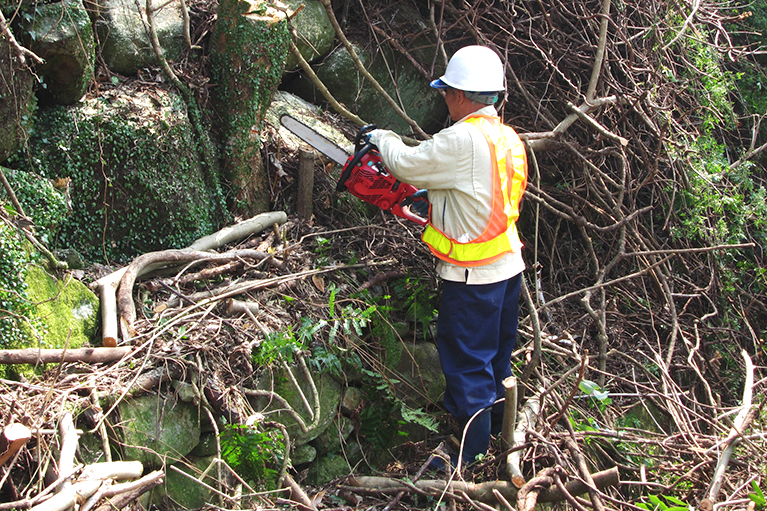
[430,78,449,89]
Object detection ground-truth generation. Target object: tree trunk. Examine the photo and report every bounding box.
[210,0,290,215]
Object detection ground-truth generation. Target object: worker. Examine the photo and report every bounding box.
[367,45,529,469]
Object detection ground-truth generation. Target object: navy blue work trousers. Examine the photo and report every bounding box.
[436,272,522,422]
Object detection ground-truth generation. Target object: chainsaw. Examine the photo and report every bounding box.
[279,114,428,225]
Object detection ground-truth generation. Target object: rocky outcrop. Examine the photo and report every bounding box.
[15,86,226,261]
[95,0,186,76]
[283,0,334,71]
[118,394,202,468]
[18,0,95,104]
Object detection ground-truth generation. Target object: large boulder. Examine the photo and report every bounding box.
[391,340,445,409]
[118,394,201,468]
[24,266,99,349]
[18,0,95,104]
[95,0,186,75]
[0,33,35,163]
[283,0,334,71]
[160,455,216,509]
[251,363,343,446]
[284,43,448,134]
[7,85,226,262]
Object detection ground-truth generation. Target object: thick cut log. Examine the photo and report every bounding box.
[0,348,132,365]
[92,269,127,346]
[189,211,288,251]
[0,422,32,466]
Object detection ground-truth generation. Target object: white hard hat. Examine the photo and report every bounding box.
[430,45,505,93]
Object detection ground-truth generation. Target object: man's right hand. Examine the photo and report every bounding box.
[410,189,430,218]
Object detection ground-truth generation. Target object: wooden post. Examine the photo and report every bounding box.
[500,376,517,451]
[297,147,314,220]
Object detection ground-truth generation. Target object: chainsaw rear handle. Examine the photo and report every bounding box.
[337,124,377,192]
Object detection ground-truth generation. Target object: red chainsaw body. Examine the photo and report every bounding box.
[340,150,427,225]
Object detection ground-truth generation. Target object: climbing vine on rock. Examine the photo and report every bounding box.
[7,88,226,263]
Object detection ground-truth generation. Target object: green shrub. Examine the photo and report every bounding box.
[0,167,68,245]
[0,223,34,350]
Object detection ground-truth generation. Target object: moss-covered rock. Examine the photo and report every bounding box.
[18,0,95,105]
[309,414,354,456]
[7,86,226,262]
[159,455,216,510]
[292,442,316,466]
[285,43,448,134]
[0,33,35,163]
[251,364,342,446]
[118,394,201,468]
[283,0,334,71]
[304,440,362,486]
[95,0,185,76]
[391,341,445,409]
[24,265,99,349]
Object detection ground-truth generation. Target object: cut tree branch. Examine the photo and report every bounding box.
[0,348,133,365]
[345,466,619,505]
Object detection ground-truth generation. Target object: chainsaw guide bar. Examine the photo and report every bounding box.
[279,114,428,226]
[279,114,349,166]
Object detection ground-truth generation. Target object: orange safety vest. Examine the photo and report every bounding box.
[422,115,528,267]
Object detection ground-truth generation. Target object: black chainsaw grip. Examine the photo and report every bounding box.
[354,124,377,152]
[337,124,377,192]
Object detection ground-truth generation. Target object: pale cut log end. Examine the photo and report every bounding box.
[4,423,32,443]
[512,474,526,488]
[0,423,32,466]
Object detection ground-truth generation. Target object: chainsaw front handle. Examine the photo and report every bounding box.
[337,141,375,192]
[337,124,378,192]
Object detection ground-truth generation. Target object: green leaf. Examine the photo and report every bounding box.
[749,480,766,508]
[647,494,666,510]
[579,379,609,400]
[664,496,688,506]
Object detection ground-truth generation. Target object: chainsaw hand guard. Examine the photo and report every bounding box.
[336,125,427,226]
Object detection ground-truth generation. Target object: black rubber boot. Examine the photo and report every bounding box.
[428,411,492,472]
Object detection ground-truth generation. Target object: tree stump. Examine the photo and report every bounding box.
[210,0,291,215]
